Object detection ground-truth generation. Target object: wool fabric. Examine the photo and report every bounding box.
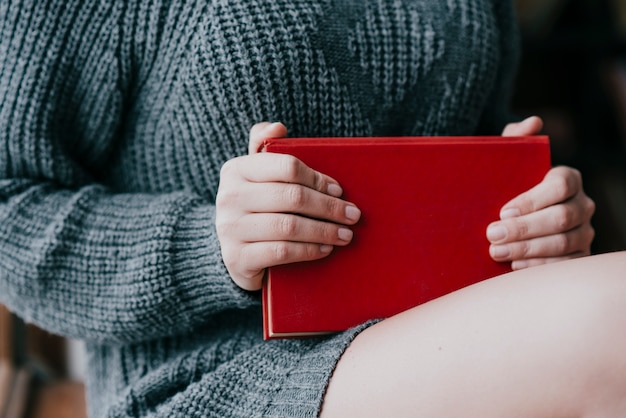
[0,0,519,416]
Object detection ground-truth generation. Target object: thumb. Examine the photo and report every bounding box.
[501,116,544,137]
[248,122,288,154]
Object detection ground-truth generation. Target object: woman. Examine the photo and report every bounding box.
[0,0,623,416]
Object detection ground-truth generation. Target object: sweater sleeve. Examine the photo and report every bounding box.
[475,0,522,134]
[0,1,258,344]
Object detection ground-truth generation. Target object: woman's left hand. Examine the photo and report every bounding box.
[486,116,596,269]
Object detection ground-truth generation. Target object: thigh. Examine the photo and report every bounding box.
[321,252,626,418]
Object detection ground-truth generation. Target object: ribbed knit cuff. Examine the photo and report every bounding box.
[170,202,260,323]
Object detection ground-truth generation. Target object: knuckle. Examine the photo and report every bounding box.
[215,219,231,238]
[554,205,575,231]
[325,196,341,218]
[284,184,306,209]
[314,222,336,244]
[552,175,571,201]
[215,187,237,206]
[280,156,302,181]
[512,192,534,214]
[555,233,571,254]
[305,243,320,259]
[512,218,529,240]
[277,216,298,237]
[313,171,326,193]
[517,240,532,258]
[322,224,338,242]
[271,242,290,263]
[559,166,581,196]
[220,158,238,178]
[569,167,582,185]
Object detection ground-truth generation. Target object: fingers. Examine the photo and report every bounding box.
[219,181,359,225]
[510,252,589,270]
[486,165,596,269]
[219,212,356,291]
[498,166,585,218]
[218,122,362,291]
[223,241,335,291]
[247,122,343,197]
[249,122,288,154]
[218,211,357,291]
[487,191,595,244]
[220,213,355,247]
[246,121,343,196]
[501,116,544,137]
[489,224,594,264]
[221,152,344,198]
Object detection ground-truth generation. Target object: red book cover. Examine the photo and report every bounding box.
[262,136,551,339]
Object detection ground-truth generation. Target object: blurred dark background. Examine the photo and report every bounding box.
[514,0,626,254]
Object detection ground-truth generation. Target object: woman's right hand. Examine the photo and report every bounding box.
[216,122,361,291]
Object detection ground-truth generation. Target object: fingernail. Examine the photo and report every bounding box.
[327,183,343,197]
[487,225,507,242]
[338,228,353,242]
[500,208,520,219]
[345,205,361,222]
[320,244,333,253]
[512,260,528,270]
[490,245,510,258]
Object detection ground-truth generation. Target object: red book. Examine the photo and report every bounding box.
[262,136,551,339]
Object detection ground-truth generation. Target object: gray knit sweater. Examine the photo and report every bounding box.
[0,0,519,416]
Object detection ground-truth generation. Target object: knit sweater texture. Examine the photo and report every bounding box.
[0,0,519,416]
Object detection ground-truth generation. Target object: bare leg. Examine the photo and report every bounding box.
[321,251,626,418]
